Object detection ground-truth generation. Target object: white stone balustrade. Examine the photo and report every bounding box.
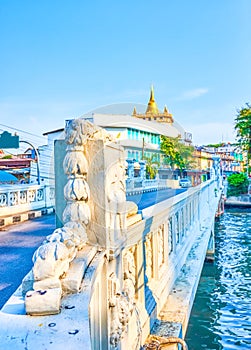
[0,184,55,218]
[87,178,220,349]
[126,178,179,196]
[0,119,223,350]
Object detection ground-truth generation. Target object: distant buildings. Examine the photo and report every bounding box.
[33,87,193,185]
[0,149,36,183]
[194,143,244,174]
[29,87,245,187]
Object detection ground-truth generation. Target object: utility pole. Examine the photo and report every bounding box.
[142,137,145,160]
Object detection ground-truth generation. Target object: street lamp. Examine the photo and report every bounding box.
[20,140,40,185]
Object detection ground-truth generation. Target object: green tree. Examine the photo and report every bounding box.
[144,155,159,179]
[234,103,251,174]
[176,141,196,169]
[160,136,178,169]
[227,173,249,196]
[160,136,195,171]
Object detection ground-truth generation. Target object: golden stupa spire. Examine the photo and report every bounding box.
[163,105,168,113]
[132,106,137,115]
[146,85,159,114]
[150,85,155,102]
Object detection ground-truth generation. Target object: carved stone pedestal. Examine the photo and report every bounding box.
[25,288,62,316]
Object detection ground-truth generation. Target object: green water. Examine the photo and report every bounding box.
[185,209,251,350]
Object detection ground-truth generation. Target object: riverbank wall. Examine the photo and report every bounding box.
[225,194,251,208]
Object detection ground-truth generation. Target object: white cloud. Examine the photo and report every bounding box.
[177,88,209,101]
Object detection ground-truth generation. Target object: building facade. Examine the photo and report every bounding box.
[33,87,193,186]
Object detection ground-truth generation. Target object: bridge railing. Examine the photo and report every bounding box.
[0,184,55,217]
[126,178,179,194]
[0,120,223,350]
[88,179,220,349]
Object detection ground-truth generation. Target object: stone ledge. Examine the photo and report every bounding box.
[61,246,98,293]
[25,288,62,316]
[158,223,212,336]
[126,213,142,226]
[0,250,105,350]
[0,207,54,230]
[22,246,98,299]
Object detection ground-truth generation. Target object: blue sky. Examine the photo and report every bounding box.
[1,0,251,145]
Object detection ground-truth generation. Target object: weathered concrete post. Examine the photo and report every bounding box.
[22,119,140,344]
[85,139,127,251]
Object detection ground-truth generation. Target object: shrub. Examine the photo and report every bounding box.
[227,173,249,197]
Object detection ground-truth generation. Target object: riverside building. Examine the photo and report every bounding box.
[31,87,193,185]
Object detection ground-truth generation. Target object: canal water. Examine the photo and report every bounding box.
[185,208,251,350]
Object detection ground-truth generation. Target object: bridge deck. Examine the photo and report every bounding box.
[127,188,186,210]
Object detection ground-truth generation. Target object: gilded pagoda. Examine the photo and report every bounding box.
[132,86,174,124]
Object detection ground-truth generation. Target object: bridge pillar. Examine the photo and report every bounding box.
[206,229,215,262]
[86,138,127,251]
